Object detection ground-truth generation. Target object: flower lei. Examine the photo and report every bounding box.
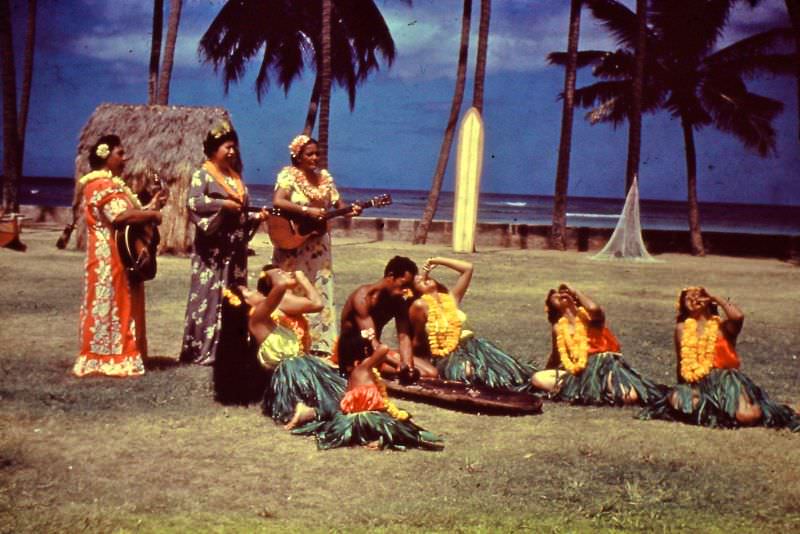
[203,160,245,203]
[222,288,242,307]
[288,134,310,158]
[210,121,232,139]
[421,293,462,357]
[371,368,409,420]
[286,166,335,203]
[555,307,590,375]
[679,316,720,382]
[78,169,142,209]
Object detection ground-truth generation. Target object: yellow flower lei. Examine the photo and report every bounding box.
[79,170,142,209]
[421,293,462,357]
[287,166,335,202]
[371,368,409,420]
[222,288,242,307]
[679,316,720,382]
[555,307,590,375]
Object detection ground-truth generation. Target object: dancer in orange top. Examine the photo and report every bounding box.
[640,286,799,430]
[531,284,663,405]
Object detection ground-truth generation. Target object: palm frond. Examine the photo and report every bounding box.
[547,50,610,69]
[650,0,732,58]
[584,0,639,50]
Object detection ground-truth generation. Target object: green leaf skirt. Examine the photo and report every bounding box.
[436,335,535,391]
[262,356,347,424]
[639,368,800,431]
[552,352,665,406]
[292,410,444,451]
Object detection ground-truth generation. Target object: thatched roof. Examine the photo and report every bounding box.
[73,104,234,254]
[75,103,231,187]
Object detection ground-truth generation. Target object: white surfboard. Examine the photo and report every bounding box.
[453,107,485,253]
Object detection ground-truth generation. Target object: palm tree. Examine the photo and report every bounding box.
[318,0,332,168]
[472,0,491,113]
[148,0,164,104]
[624,0,646,194]
[549,0,583,250]
[199,0,401,146]
[413,0,472,244]
[552,0,793,255]
[1,0,36,213]
[156,0,182,105]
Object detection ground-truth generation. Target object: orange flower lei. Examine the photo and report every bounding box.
[421,293,462,357]
[679,317,719,382]
[555,307,590,375]
[371,368,409,420]
[203,160,245,203]
[287,166,335,202]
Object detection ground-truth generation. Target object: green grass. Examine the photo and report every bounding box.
[1,228,799,533]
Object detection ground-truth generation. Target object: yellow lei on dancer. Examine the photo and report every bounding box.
[421,293,462,357]
[556,307,590,374]
[679,317,719,382]
[371,368,410,420]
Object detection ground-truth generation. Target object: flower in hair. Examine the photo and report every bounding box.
[210,121,232,139]
[95,144,110,159]
[288,134,311,158]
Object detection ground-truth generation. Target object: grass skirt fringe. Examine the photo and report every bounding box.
[262,356,346,424]
[292,411,444,451]
[553,352,664,406]
[436,336,534,390]
[639,369,800,431]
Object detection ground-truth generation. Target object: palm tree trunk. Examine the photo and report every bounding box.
[785,0,800,141]
[472,0,491,113]
[18,0,35,154]
[304,72,321,136]
[318,0,332,169]
[156,0,182,105]
[0,0,21,213]
[625,0,646,193]
[550,0,582,250]
[413,0,472,245]
[680,115,704,256]
[148,0,164,105]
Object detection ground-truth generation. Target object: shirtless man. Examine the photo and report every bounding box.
[338,256,421,384]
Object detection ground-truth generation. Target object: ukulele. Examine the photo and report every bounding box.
[115,172,166,283]
[267,194,392,250]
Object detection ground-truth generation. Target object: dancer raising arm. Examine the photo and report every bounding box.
[531,284,663,406]
[239,264,346,429]
[640,287,799,430]
[408,257,534,390]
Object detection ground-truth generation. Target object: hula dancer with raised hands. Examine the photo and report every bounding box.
[407,257,534,390]
[640,287,799,431]
[291,336,443,450]
[531,284,663,406]
[237,264,346,429]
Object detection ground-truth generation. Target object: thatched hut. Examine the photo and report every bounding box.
[72,103,233,253]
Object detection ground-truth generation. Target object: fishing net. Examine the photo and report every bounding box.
[591,176,658,262]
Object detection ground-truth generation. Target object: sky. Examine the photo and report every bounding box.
[3,0,799,205]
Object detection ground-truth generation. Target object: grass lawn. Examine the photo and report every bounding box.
[1,227,799,533]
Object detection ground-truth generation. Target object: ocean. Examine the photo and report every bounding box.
[18,176,800,235]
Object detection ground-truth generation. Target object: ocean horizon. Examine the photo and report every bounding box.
[16,176,800,236]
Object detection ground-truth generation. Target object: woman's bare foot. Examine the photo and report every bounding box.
[284,402,317,430]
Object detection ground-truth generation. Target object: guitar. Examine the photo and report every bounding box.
[267,194,392,250]
[115,173,166,283]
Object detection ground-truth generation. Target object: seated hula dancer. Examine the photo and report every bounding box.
[640,287,799,431]
[531,284,663,405]
[408,257,533,389]
[239,264,346,430]
[335,255,421,384]
[292,339,443,450]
